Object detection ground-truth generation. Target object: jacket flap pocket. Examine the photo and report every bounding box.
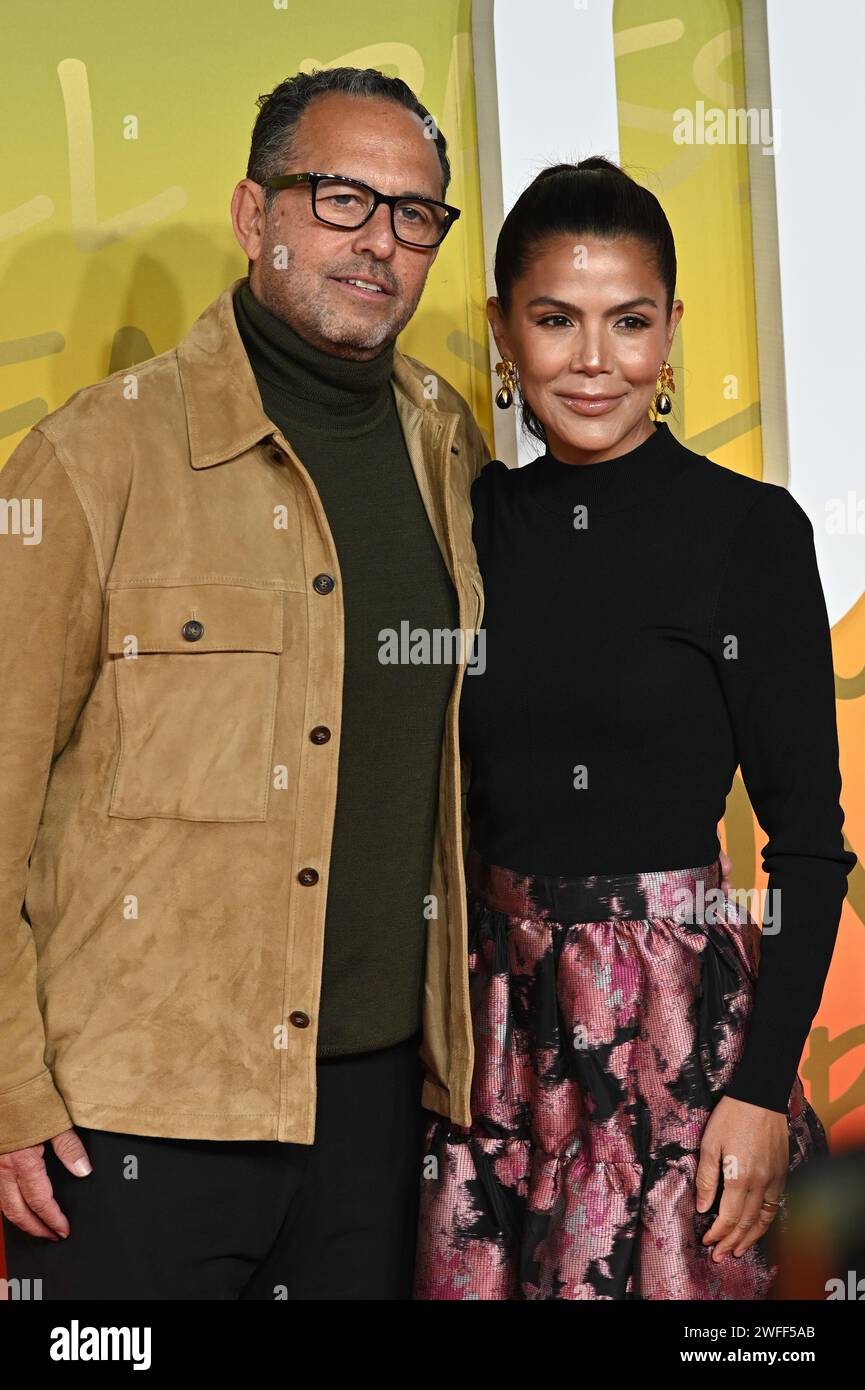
[107,584,284,655]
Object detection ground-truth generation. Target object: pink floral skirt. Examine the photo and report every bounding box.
[414,848,827,1300]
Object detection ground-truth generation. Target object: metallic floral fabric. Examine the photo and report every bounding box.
[414,850,827,1300]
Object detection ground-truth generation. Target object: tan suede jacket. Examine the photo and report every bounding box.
[0,278,490,1154]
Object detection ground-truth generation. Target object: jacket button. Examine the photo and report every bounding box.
[182,619,204,641]
[312,573,335,595]
[269,446,283,463]
[309,726,331,744]
[298,867,319,886]
[289,1011,310,1028]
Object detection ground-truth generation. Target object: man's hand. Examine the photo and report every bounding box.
[0,1129,92,1240]
[719,848,732,895]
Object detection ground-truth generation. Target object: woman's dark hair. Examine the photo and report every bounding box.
[246,67,451,212]
[493,156,677,447]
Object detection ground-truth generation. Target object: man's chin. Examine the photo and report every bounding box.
[318,309,408,356]
[321,325,397,357]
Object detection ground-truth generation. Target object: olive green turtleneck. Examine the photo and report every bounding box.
[233,277,459,1056]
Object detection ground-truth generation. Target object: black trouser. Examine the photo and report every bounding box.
[2,1031,425,1300]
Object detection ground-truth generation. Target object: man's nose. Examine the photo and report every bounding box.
[349,202,397,259]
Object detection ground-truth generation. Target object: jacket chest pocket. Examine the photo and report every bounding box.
[106,584,284,821]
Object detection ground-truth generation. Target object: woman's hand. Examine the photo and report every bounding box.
[695,1095,789,1260]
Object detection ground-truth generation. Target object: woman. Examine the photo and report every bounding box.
[414,157,856,1300]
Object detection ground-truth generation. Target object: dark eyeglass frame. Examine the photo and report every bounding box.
[259,170,461,248]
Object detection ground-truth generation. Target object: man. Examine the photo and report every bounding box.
[0,66,490,1300]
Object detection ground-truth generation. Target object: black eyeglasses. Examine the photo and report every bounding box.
[260,171,461,248]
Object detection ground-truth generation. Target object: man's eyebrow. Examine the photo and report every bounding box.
[321,174,441,201]
[397,189,442,201]
[525,296,659,313]
[348,179,441,201]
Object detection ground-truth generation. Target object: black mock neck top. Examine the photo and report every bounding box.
[460,419,856,1112]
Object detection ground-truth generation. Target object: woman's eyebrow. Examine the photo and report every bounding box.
[525,295,659,313]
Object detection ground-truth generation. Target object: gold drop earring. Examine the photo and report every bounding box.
[494,359,518,409]
[651,360,675,419]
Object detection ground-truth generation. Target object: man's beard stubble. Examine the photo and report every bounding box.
[254,240,424,360]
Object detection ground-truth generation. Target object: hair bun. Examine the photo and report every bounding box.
[576,155,627,176]
[532,163,579,184]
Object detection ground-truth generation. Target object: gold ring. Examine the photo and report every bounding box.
[760,1196,787,1211]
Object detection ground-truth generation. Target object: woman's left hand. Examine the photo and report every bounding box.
[694,1095,790,1260]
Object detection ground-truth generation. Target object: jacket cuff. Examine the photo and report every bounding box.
[0,1070,73,1155]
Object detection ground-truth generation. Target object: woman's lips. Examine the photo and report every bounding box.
[558,395,623,416]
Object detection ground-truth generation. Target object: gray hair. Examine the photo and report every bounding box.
[246,67,451,213]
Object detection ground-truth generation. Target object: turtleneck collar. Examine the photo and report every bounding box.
[527,419,697,518]
[232,277,395,437]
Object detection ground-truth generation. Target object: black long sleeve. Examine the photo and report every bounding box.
[460,421,856,1114]
[709,484,855,1110]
